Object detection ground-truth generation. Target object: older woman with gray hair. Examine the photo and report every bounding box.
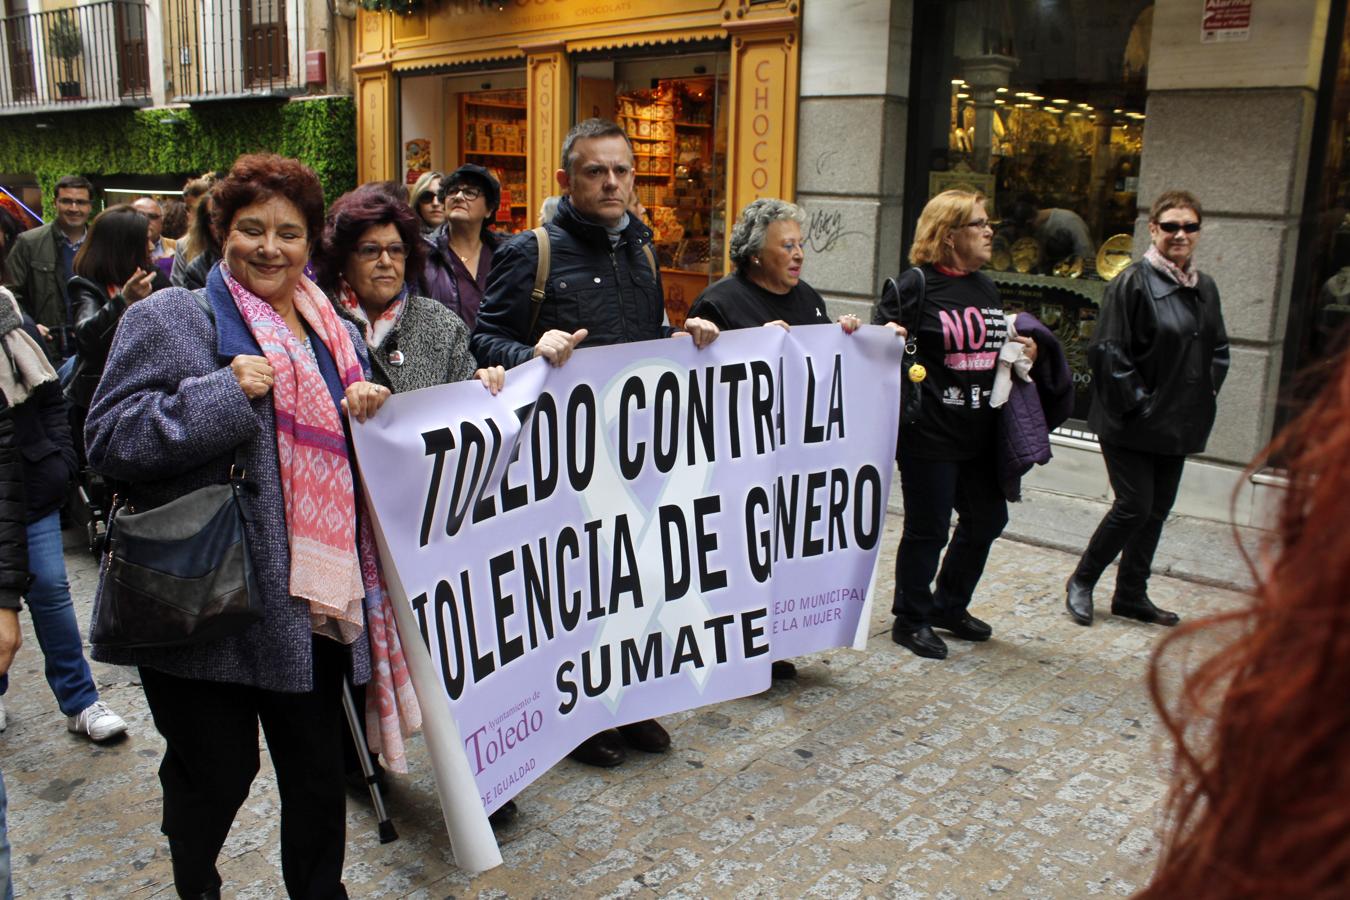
[688,197,878,681]
[689,198,863,335]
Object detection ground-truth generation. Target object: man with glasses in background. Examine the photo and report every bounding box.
[4,175,95,362]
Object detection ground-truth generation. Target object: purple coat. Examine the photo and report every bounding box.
[84,272,372,693]
[997,313,1073,502]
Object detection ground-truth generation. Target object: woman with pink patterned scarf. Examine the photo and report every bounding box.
[1065,190,1230,629]
[86,154,416,899]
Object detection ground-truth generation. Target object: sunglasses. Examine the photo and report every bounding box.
[1156,221,1201,234]
[417,192,440,205]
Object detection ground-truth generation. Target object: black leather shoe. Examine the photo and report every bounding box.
[929,612,992,642]
[618,718,670,753]
[771,660,798,679]
[891,621,947,659]
[1111,596,1180,627]
[1065,576,1094,626]
[488,798,518,828]
[568,730,627,767]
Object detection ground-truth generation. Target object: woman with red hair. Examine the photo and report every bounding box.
[1140,346,1350,899]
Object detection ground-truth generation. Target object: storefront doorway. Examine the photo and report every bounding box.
[574,44,730,324]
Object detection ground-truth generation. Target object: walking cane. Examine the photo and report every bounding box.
[341,679,398,843]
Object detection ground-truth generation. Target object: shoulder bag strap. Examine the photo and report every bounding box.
[190,288,248,481]
[641,242,658,281]
[527,226,551,341]
[900,266,926,353]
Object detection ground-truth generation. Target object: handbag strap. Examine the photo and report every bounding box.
[901,266,926,356]
[190,288,249,482]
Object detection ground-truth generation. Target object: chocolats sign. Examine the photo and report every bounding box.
[352,325,902,870]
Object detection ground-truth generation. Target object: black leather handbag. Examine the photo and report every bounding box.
[91,449,260,651]
[877,267,928,427]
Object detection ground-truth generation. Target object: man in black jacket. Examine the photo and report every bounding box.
[470,118,719,767]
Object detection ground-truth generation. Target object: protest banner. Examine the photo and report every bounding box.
[351,324,902,871]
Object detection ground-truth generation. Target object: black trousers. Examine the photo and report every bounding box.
[891,446,1009,629]
[139,639,350,899]
[1074,442,1186,599]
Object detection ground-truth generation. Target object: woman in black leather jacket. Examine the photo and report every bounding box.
[65,204,161,414]
[1065,190,1229,628]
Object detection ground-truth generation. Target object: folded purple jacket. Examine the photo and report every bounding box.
[997,312,1074,501]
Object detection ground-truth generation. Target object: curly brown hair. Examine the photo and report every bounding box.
[210,153,324,247]
[1142,345,1350,899]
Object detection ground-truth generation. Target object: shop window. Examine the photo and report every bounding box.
[1282,0,1350,428]
[908,0,1154,425]
[575,47,729,327]
[458,88,529,233]
[398,67,529,235]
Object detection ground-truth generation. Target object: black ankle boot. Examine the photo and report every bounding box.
[1065,574,1095,626]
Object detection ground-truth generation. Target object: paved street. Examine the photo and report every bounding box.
[2,506,1247,898]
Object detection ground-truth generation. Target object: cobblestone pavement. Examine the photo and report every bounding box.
[2,515,1244,898]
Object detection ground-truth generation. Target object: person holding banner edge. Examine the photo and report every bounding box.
[85,154,401,899]
[471,117,720,768]
[687,196,907,678]
[877,190,1038,661]
[315,182,515,823]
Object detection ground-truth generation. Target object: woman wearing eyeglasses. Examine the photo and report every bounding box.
[315,182,509,822]
[1065,190,1229,628]
[876,190,1038,661]
[408,170,445,236]
[420,164,500,331]
[317,184,504,397]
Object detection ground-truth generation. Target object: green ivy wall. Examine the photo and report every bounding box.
[0,96,357,216]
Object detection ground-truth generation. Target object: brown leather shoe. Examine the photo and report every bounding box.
[617,718,671,753]
[568,730,626,767]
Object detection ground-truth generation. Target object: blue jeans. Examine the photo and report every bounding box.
[1,512,99,716]
[0,769,12,900]
[57,354,77,389]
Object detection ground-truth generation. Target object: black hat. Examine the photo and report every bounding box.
[442,164,501,217]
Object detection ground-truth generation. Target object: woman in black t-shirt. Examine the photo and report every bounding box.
[688,198,836,332]
[875,190,1038,660]
[689,198,893,677]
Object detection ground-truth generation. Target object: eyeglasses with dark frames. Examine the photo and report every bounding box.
[353,242,409,262]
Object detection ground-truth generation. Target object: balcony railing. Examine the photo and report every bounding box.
[167,0,305,102]
[0,1,150,114]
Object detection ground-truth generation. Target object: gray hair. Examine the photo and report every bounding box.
[539,195,560,225]
[559,118,633,176]
[729,198,806,271]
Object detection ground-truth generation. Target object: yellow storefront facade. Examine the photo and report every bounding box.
[354,0,801,317]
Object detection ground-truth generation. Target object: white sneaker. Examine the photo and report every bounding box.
[0,696,7,731]
[67,700,128,742]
